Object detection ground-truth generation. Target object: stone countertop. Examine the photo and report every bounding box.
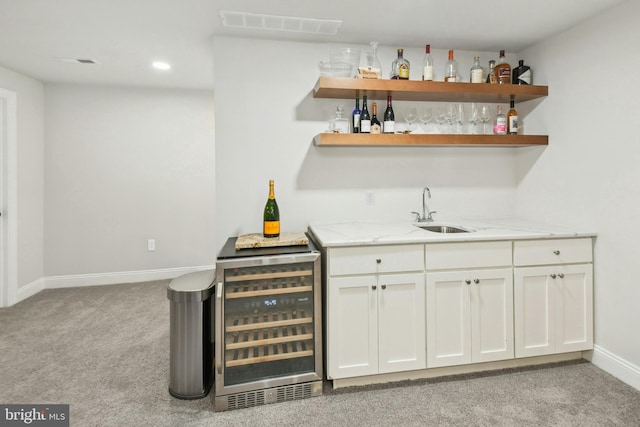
[307,218,597,248]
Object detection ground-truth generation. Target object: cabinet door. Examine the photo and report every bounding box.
[555,264,593,353]
[514,266,555,358]
[470,268,514,363]
[326,276,378,379]
[377,273,426,374]
[426,271,471,368]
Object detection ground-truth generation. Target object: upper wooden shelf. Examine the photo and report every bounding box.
[314,133,548,148]
[313,77,548,103]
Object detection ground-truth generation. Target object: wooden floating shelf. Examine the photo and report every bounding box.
[313,77,548,103]
[314,133,549,148]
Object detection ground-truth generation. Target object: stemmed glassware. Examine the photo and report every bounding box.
[443,103,456,134]
[403,107,418,133]
[419,107,432,133]
[468,103,479,134]
[456,103,466,134]
[479,104,491,134]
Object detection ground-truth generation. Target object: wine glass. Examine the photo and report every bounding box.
[456,103,466,134]
[434,107,447,133]
[468,103,479,134]
[419,107,433,133]
[403,107,418,133]
[479,104,491,134]
[443,103,456,134]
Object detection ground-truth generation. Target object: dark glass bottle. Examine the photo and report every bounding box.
[512,60,532,85]
[352,97,361,133]
[263,180,280,238]
[360,95,371,134]
[383,96,395,134]
[370,102,381,134]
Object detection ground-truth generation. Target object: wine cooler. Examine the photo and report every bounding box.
[213,237,323,411]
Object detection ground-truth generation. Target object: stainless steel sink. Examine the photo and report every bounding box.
[415,224,473,233]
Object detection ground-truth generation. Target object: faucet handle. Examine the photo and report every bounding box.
[411,211,421,222]
[426,210,437,222]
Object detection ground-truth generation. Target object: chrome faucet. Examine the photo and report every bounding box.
[412,186,436,222]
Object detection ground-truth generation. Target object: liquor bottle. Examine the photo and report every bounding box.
[444,50,457,82]
[507,99,518,135]
[486,59,497,84]
[470,55,484,83]
[370,102,381,134]
[360,95,371,134]
[422,44,434,81]
[332,105,349,133]
[494,50,511,84]
[391,48,410,80]
[263,179,280,238]
[352,97,361,133]
[494,105,507,135]
[383,96,395,134]
[512,59,532,85]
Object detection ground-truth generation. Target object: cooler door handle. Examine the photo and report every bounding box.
[215,282,223,375]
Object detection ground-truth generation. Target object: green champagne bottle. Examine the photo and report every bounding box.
[263,179,280,238]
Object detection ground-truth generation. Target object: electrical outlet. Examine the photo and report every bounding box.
[147,239,156,251]
[365,191,375,205]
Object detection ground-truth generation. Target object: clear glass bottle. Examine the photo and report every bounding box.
[391,48,410,80]
[444,50,457,82]
[422,44,434,81]
[494,105,507,135]
[333,105,349,134]
[360,41,382,79]
[494,50,511,84]
[486,59,497,84]
[470,55,484,83]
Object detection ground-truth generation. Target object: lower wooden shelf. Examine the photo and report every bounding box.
[314,133,548,147]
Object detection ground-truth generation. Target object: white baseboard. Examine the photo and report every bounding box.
[16,277,46,304]
[589,345,640,391]
[44,265,215,289]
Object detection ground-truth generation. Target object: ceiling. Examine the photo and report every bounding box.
[0,0,626,90]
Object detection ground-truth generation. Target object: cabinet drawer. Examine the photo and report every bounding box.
[329,245,424,276]
[514,238,593,266]
[425,241,512,270]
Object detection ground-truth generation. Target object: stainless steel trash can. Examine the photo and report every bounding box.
[167,269,215,399]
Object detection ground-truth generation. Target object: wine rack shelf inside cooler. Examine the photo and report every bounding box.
[223,262,316,368]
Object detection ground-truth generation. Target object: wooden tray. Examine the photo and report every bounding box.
[235,232,309,250]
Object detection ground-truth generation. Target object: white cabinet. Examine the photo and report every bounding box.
[326,245,426,379]
[425,242,514,368]
[513,239,593,358]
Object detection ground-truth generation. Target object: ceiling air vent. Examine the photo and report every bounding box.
[54,57,99,64]
[219,10,342,35]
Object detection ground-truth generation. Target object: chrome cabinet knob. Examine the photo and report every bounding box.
[558,273,565,278]
[381,284,387,290]
[465,280,471,285]
[553,250,560,255]
[372,285,377,290]
[376,258,382,264]
[474,279,480,284]
[550,274,557,279]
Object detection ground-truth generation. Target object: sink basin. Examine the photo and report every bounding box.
[415,224,473,233]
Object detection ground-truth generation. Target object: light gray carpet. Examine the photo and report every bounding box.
[1,281,639,426]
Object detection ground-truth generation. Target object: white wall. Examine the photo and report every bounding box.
[516,0,640,384]
[213,36,519,253]
[0,64,45,295]
[44,84,215,277]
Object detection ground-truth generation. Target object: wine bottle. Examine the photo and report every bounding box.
[470,55,484,83]
[486,59,497,84]
[494,105,507,135]
[370,102,381,134]
[352,97,361,133]
[360,95,371,134]
[390,48,410,80]
[494,50,511,84]
[512,59,532,85]
[263,180,280,238]
[444,50,457,82]
[507,99,518,135]
[422,44,433,81]
[383,96,395,134]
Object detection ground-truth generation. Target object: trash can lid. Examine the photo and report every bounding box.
[167,269,215,302]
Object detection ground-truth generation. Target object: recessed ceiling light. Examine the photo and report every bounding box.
[219,10,342,35]
[152,61,171,70]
